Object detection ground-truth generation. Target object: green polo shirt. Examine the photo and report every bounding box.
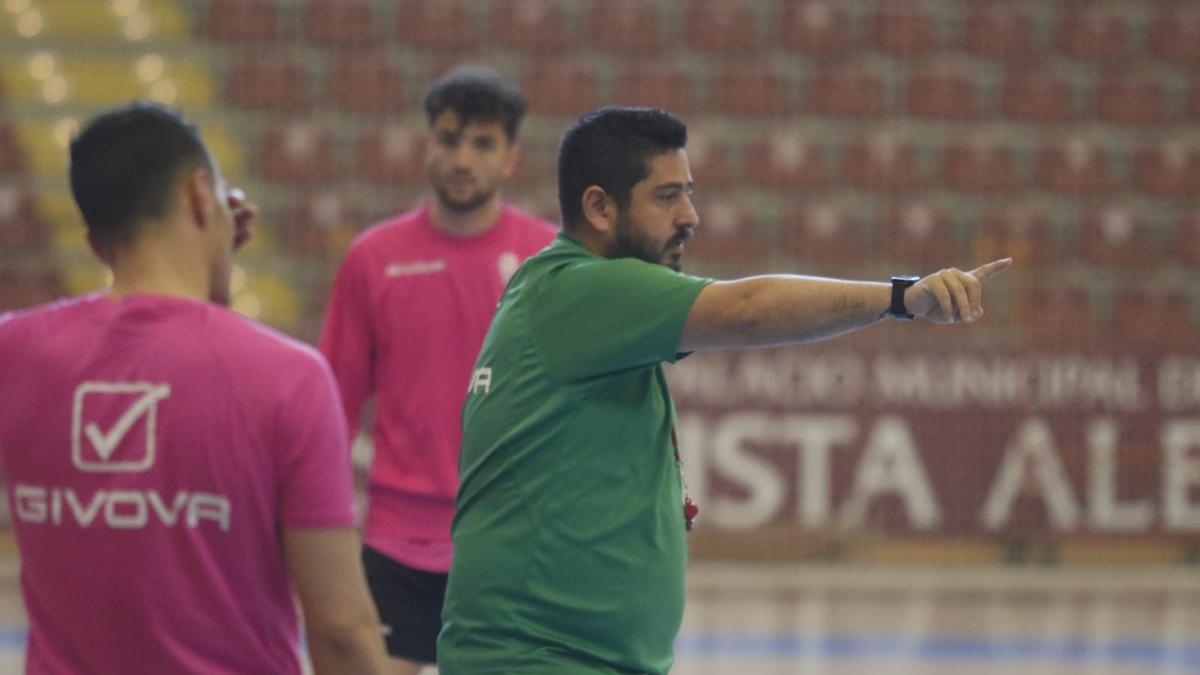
[439,233,712,674]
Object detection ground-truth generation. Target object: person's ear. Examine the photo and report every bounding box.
[581,186,616,235]
[501,141,521,180]
[184,168,215,229]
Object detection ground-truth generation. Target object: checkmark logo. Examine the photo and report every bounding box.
[72,382,172,473]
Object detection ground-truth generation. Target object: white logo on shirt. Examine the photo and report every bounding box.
[469,367,492,395]
[12,381,234,532]
[497,252,520,283]
[72,381,170,472]
[13,485,231,531]
[385,260,447,278]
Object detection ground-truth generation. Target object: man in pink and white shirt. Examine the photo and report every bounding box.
[0,102,387,675]
[320,66,556,673]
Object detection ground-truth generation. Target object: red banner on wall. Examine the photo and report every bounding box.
[669,347,1200,536]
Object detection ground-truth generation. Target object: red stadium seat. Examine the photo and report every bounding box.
[301,0,376,46]
[493,0,568,53]
[397,0,473,50]
[712,64,791,117]
[505,138,549,190]
[973,206,1051,265]
[523,62,597,117]
[684,131,731,187]
[0,123,23,174]
[783,202,863,263]
[328,55,407,114]
[845,133,921,192]
[1015,285,1096,347]
[780,1,850,55]
[685,2,757,52]
[615,66,694,115]
[1110,288,1195,351]
[226,56,310,111]
[883,201,957,264]
[906,69,979,120]
[943,137,1019,192]
[357,125,424,185]
[962,5,1036,60]
[589,0,661,54]
[282,191,362,256]
[1078,207,1151,267]
[1175,211,1200,268]
[686,196,762,266]
[871,5,937,55]
[1150,5,1200,64]
[1133,141,1200,197]
[1035,138,1107,193]
[205,0,280,42]
[1096,76,1168,125]
[258,123,335,183]
[1001,70,1075,122]
[0,183,45,250]
[1057,5,1127,61]
[746,132,826,190]
[812,64,883,118]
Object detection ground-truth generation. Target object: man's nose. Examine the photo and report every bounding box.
[679,195,700,229]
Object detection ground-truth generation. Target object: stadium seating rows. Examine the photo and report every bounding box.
[2,0,1198,343]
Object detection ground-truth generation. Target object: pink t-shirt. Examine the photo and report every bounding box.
[320,203,556,572]
[0,294,357,675]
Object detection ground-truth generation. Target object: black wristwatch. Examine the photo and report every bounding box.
[889,275,920,320]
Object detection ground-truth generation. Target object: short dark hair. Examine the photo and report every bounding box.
[557,107,687,230]
[423,65,526,140]
[69,101,212,253]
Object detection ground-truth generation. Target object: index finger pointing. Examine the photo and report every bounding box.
[970,257,1013,282]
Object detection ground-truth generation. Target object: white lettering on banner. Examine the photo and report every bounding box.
[1036,357,1145,411]
[672,352,1148,411]
[676,411,1200,533]
[469,367,492,395]
[1159,357,1200,411]
[980,418,1080,530]
[873,355,1145,411]
[839,417,941,530]
[13,485,231,531]
[738,351,867,408]
[675,415,709,509]
[669,350,867,407]
[710,414,784,528]
[1161,420,1200,530]
[873,356,1036,409]
[779,415,857,527]
[681,413,940,531]
[1087,418,1152,531]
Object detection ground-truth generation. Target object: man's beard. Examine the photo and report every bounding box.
[433,184,494,214]
[608,211,688,272]
[431,167,495,214]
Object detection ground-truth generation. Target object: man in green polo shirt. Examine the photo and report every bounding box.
[439,107,1010,674]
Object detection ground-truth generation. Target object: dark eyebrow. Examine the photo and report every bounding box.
[652,181,695,194]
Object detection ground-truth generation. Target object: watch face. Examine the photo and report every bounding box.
[893,275,921,284]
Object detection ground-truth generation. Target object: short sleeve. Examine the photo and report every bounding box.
[277,357,358,528]
[531,257,711,381]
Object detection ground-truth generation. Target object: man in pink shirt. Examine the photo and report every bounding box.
[320,65,557,674]
[0,102,388,674]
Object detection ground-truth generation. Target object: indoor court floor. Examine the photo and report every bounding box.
[0,554,1195,674]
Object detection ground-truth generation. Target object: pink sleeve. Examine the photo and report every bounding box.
[278,358,357,528]
[318,245,374,441]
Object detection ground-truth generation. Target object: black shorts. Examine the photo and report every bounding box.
[361,545,449,664]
